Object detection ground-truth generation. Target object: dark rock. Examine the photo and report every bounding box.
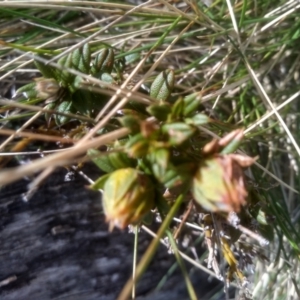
[0,165,226,299]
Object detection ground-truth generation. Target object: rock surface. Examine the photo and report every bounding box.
[0,165,226,299]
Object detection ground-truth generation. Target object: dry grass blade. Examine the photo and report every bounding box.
[0,128,128,185]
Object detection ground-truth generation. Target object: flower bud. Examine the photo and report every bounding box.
[102,168,155,230]
[35,78,60,100]
[192,154,255,212]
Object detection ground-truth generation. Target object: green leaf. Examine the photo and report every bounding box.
[15,82,37,99]
[57,53,74,87]
[34,59,57,79]
[125,52,140,65]
[150,69,174,101]
[88,149,116,173]
[220,130,244,154]
[126,133,149,158]
[256,209,269,225]
[162,122,195,145]
[169,98,185,120]
[146,103,171,121]
[161,163,193,189]
[72,89,107,115]
[71,90,91,115]
[120,108,147,120]
[91,48,115,75]
[183,93,201,116]
[119,115,141,133]
[108,151,136,169]
[90,173,110,190]
[72,44,91,74]
[54,100,73,126]
[187,113,210,126]
[292,28,300,40]
[72,48,83,71]
[100,72,114,83]
[148,147,169,179]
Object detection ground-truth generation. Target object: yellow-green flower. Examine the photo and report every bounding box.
[102,168,155,230]
[192,154,255,212]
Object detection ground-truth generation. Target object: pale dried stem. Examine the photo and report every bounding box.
[0,128,76,144]
[0,111,42,150]
[0,128,128,185]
